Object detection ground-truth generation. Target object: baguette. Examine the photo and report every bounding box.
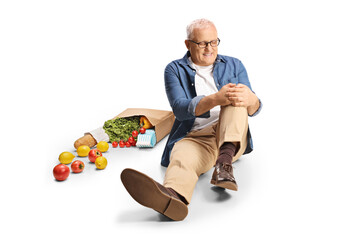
[74,134,97,149]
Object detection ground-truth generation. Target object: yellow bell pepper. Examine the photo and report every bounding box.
[140,116,153,129]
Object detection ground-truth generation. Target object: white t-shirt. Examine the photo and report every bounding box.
[189,57,221,131]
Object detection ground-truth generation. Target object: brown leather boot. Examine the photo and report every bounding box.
[120,168,188,221]
[210,162,238,191]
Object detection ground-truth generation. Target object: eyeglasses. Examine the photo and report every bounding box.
[188,38,220,48]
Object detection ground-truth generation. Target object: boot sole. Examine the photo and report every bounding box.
[210,179,238,191]
[120,168,188,221]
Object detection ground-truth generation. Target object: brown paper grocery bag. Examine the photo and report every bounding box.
[74,108,175,149]
[112,108,175,143]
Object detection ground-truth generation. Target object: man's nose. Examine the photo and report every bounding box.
[205,43,213,51]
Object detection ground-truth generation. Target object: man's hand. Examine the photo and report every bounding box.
[195,83,259,117]
[226,84,260,115]
[214,83,236,106]
[195,83,235,116]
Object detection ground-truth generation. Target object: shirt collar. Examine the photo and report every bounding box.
[179,51,226,67]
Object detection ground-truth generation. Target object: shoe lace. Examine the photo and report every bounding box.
[222,163,233,172]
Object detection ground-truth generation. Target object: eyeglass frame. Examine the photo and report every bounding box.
[188,38,221,48]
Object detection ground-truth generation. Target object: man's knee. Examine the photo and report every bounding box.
[221,105,247,116]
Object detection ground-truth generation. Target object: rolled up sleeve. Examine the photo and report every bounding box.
[187,95,205,116]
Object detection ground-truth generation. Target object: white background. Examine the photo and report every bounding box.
[1,0,359,239]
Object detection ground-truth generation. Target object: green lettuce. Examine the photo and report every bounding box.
[103,116,140,142]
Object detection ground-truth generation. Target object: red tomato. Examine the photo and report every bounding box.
[71,160,85,173]
[53,164,70,181]
[128,136,134,144]
[139,127,146,134]
[125,141,131,147]
[88,149,102,163]
[132,130,139,138]
[119,140,125,148]
[131,140,137,146]
[112,141,118,147]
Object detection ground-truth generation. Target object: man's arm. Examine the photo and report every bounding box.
[165,64,198,121]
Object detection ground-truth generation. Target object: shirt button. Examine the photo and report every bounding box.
[191,83,194,86]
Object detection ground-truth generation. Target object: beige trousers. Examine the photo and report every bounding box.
[163,106,249,203]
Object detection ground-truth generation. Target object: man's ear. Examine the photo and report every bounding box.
[185,40,190,50]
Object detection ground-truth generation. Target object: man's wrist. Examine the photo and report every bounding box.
[195,94,217,116]
[210,93,218,107]
[213,91,224,106]
[247,96,260,115]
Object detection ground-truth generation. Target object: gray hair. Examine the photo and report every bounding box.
[186,18,216,39]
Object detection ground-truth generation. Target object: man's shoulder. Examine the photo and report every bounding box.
[165,53,189,72]
[165,58,182,73]
[217,54,246,72]
[165,53,245,71]
[217,54,243,64]
[167,57,185,66]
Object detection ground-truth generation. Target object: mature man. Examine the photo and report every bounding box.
[121,19,262,221]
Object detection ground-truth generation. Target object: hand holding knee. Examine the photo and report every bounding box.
[226,84,258,107]
[214,83,235,106]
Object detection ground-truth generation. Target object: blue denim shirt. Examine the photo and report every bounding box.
[161,51,262,167]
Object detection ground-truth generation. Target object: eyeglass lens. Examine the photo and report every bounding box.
[199,39,219,48]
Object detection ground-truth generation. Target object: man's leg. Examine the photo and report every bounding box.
[211,106,249,190]
[217,106,248,157]
[121,125,218,220]
[163,124,218,204]
[120,123,219,220]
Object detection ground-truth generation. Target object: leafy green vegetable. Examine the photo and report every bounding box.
[103,116,140,142]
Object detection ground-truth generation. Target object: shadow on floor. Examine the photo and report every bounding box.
[117,208,175,223]
[209,186,232,202]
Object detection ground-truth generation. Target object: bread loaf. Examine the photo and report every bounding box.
[74,134,97,149]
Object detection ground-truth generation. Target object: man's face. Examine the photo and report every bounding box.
[185,25,218,66]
